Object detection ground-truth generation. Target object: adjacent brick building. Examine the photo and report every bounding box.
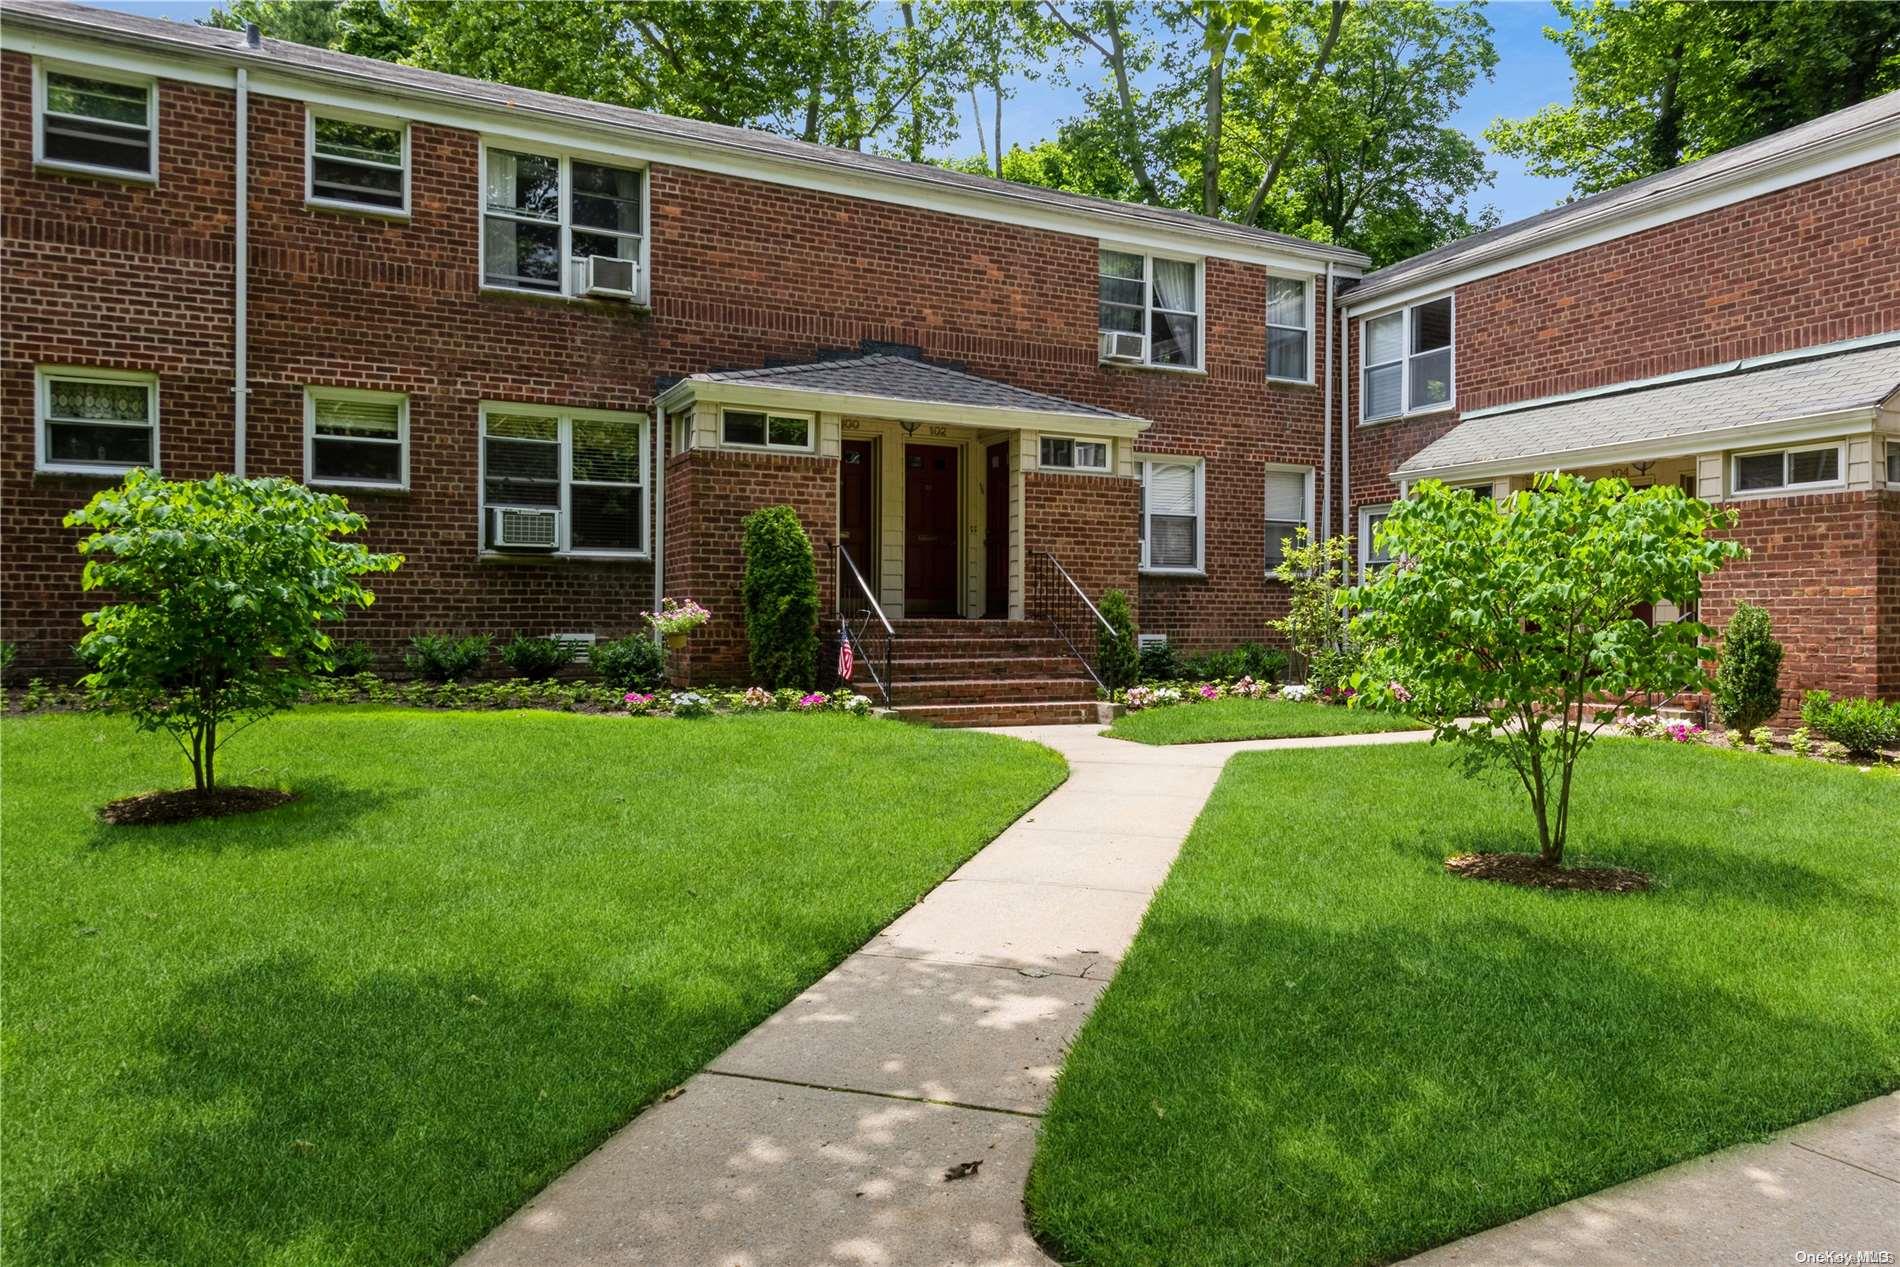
[3,2,1897,721]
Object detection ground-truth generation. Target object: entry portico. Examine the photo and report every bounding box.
[655,353,1151,623]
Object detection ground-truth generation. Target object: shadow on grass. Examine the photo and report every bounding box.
[1031,909,1891,1267]
[10,953,725,1267]
[83,778,396,854]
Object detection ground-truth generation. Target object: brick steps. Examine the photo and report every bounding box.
[850,618,1101,727]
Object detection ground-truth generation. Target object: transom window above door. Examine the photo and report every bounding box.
[1099,250,1202,369]
[1039,436,1110,472]
[720,409,813,451]
[482,148,645,300]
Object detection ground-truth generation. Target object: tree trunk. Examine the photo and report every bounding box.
[1241,0,1346,224]
[1103,8,1163,205]
[900,1,922,163]
[1649,40,1686,172]
[1202,27,1227,216]
[204,711,218,792]
[991,72,1002,179]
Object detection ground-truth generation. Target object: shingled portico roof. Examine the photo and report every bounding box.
[1394,335,1900,482]
[655,355,1152,435]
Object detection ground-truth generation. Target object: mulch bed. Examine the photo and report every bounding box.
[1445,851,1651,893]
[100,786,296,827]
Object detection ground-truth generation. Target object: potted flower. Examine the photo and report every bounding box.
[645,597,711,651]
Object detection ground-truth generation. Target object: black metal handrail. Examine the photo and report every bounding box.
[835,542,894,705]
[1027,549,1115,692]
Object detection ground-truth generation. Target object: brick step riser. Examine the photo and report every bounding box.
[867,657,1086,682]
[887,620,1053,637]
[889,678,1099,706]
[888,637,1074,658]
[894,701,1102,727]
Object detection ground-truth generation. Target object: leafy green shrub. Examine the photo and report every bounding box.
[741,506,819,690]
[64,472,401,792]
[1179,643,1293,683]
[1807,694,1900,756]
[500,634,573,681]
[1238,642,1289,682]
[319,640,377,676]
[1096,590,1138,689]
[1788,727,1812,757]
[1711,602,1783,741]
[593,635,665,691]
[1270,527,1353,669]
[0,640,16,682]
[1801,688,1833,732]
[1138,639,1180,682]
[404,634,491,683]
[1307,646,1361,697]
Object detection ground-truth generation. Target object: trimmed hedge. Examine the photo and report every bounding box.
[741,506,819,690]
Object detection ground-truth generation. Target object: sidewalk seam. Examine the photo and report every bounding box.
[703,1069,1045,1119]
[1789,1141,1900,1185]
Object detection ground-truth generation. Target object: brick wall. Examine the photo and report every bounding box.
[1,54,1331,677]
[664,447,838,683]
[1876,492,1900,702]
[1023,471,1141,619]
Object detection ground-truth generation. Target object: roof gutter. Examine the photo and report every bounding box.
[654,379,1152,436]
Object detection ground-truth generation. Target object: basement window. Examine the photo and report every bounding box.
[35,65,156,180]
[308,112,407,214]
[1731,444,1843,495]
[36,367,158,475]
[1039,436,1110,473]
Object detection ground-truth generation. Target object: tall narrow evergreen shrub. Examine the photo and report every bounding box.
[1096,589,1138,689]
[1712,602,1783,741]
[741,505,819,689]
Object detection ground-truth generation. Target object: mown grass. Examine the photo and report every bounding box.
[1105,697,1426,745]
[1028,739,1899,1266]
[0,708,1065,1267]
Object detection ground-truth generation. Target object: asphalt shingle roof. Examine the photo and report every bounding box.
[5,1,1367,268]
[681,355,1144,422]
[1395,338,1900,477]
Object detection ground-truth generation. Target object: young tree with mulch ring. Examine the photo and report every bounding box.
[67,471,402,818]
[1348,475,1742,881]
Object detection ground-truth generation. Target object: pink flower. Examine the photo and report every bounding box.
[1198,684,1220,700]
[1388,680,1414,703]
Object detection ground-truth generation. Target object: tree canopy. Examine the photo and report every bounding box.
[1485,0,1900,197]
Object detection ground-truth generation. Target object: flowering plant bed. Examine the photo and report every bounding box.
[1105,689,1427,746]
[1618,711,1898,767]
[645,597,712,641]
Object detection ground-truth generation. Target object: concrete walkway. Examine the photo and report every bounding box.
[460,724,1426,1267]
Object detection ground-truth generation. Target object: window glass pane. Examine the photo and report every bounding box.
[484,412,559,507]
[313,396,400,439]
[571,162,642,235]
[1099,250,1143,280]
[1408,346,1452,410]
[1464,484,1494,502]
[484,149,559,218]
[1040,437,1073,468]
[313,118,401,165]
[485,412,557,442]
[1365,362,1402,419]
[46,73,147,125]
[768,415,810,448]
[1147,463,1197,513]
[48,422,152,466]
[1735,452,1784,491]
[1787,447,1838,485]
[1411,297,1452,353]
[1889,444,1900,485]
[1265,519,1301,570]
[572,231,639,262]
[1149,516,1197,568]
[48,379,149,422]
[570,484,642,552]
[1099,303,1143,334]
[571,418,641,483]
[313,438,401,483]
[1363,511,1392,567]
[722,411,767,446]
[1152,259,1197,313]
[313,157,404,209]
[1366,312,1403,365]
[1267,326,1306,379]
[41,114,150,171]
[1267,278,1306,328]
[1263,470,1307,520]
[1151,310,1198,366]
[1074,441,1108,469]
[483,217,560,289]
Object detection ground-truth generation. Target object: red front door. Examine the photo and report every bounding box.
[985,441,1009,617]
[839,438,876,570]
[905,444,959,615]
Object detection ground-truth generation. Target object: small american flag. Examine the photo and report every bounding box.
[837,635,854,682]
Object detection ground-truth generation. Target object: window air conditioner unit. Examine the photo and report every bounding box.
[492,507,559,550]
[580,254,638,299]
[1099,330,1147,363]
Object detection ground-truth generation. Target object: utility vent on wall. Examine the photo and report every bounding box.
[551,633,597,663]
[1137,633,1169,650]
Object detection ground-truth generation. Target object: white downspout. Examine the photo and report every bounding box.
[233,46,252,475]
[651,408,666,641]
[1339,298,1351,571]
[1320,262,1334,541]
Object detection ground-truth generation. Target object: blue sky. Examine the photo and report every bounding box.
[98,0,1577,224]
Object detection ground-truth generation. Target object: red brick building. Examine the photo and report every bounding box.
[3,3,1897,722]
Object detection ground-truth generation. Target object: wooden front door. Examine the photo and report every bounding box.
[984,441,1009,617]
[839,438,876,572]
[905,444,959,615]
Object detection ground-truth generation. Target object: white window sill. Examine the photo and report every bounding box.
[480,283,651,308]
[1101,359,1206,376]
[310,479,408,493]
[1037,465,1115,476]
[1724,482,1848,502]
[35,159,156,185]
[1361,401,1456,426]
[1141,567,1206,578]
[479,550,650,564]
[305,197,410,222]
[1267,375,1316,387]
[35,463,150,478]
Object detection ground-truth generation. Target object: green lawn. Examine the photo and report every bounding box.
[1027,739,1899,1267]
[0,708,1065,1267]
[1106,697,1426,745]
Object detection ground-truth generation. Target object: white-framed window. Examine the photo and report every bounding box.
[35,366,158,475]
[1358,503,1394,575]
[1457,482,1495,502]
[1263,464,1314,573]
[33,62,156,181]
[1884,440,1898,486]
[1139,457,1204,573]
[1731,443,1844,496]
[479,404,648,557]
[1362,295,1454,422]
[307,110,408,214]
[720,408,813,452]
[305,388,407,489]
[670,409,693,456]
[482,146,645,298]
[1266,276,1311,382]
[1099,249,1202,369]
[1039,436,1111,473]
